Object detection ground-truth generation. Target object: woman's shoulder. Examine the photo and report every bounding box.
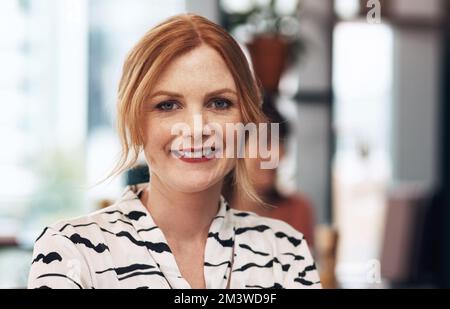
[228,208,321,288]
[229,207,305,247]
[34,198,144,245]
[28,205,131,289]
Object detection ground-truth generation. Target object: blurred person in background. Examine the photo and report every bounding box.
[223,99,316,249]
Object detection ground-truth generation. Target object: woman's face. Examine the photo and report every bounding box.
[142,45,242,193]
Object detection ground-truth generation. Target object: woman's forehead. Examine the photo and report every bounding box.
[153,46,237,92]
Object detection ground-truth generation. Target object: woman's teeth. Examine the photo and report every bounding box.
[183,150,204,158]
[172,148,217,158]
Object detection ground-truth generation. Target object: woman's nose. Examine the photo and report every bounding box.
[183,111,210,144]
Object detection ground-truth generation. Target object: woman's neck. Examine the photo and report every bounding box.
[140,175,223,243]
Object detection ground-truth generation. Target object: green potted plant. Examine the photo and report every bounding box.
[220,0,304,94]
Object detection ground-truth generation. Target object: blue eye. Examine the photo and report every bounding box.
[209,98,232,110]
[156,101,179,111]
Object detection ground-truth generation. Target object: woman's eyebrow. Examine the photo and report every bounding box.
[206,88,237,97]
[149,90,183,98]
[149,88,237,99]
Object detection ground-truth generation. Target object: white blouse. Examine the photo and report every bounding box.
[28,183,321,289]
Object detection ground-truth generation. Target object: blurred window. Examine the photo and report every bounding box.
[0,0,185,288]
[332,20,394,287]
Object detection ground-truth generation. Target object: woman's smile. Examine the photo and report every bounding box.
[170,147,221,163]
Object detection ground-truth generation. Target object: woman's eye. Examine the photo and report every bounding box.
[209,98,232,110]
[156,101,179,111]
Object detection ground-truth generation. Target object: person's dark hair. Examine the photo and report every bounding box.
[222,94,291,205]
[261,94,291,144]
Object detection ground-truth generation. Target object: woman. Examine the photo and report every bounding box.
[28,14,321,289]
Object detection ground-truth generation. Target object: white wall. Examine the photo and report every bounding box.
[295,0,333,223]
[186,0,219,22]
[391,29,443,190]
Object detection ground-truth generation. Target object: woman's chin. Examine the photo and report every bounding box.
[167,174,222,193]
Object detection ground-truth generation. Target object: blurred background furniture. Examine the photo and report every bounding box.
[381,186,442,288]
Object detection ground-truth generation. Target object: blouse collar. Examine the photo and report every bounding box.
[116,183,235,289]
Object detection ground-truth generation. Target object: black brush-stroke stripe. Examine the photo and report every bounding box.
[233,257,290,272]
[293,277,315,286]
[96,264,155,275]
[245,283,283,289]
[116,231,172,253]
[275,231,302,247]
[297,264,317,278]
[204,261,231,267]
[235,225,271,235]
[36,273,82,289]
[208,232,234,247]
[118,270,165,281]
[137,226,158,233]
[104,210,125,216]
[125,211,146,221]
[282,252,305,261]
[108,219,134,227]
[67,233,109,253]
[35,227,49,242]
[234,212,251,217]
[239,244,270,256]
[32,252,62,265]
[59,222,116,236]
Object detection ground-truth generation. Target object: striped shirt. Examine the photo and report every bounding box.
[28,183,321,289]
